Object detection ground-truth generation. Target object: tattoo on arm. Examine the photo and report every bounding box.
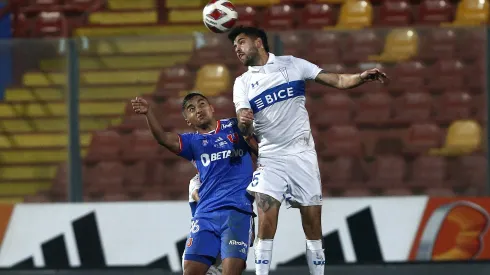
[256,193,281,213]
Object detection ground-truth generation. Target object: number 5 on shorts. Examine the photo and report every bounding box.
[251,171,261,187]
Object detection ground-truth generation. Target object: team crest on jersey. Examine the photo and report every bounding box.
[279,67,289,83]
[227,133,239,144]
[187,238,193,247]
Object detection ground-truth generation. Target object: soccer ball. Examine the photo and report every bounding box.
[203,0,238,33]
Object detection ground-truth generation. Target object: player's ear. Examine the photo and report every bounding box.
[255,37,263,49]
[210,104,215,113]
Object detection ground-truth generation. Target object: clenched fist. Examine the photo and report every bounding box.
[131,97,149,114]
[360,68,388,83]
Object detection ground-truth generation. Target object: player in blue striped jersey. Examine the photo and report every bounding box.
[131,93,256,275]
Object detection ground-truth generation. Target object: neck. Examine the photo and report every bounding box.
[252,51,269,66]
[196,120,217,134]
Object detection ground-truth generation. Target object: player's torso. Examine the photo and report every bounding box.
[191,119,253,214]
[241,57,315,156]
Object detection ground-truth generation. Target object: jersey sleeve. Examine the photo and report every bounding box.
[292,56,323,81]
[177,133,195,161]
[233,78,251,112]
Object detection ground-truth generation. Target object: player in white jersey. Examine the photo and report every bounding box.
[228,26,387,275]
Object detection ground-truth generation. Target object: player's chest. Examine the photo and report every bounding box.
[194,131,242,154]
[246,67,302,100]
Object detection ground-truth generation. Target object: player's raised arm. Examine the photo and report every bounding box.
[130,97,181,154]
[233,79,255,136]
[315,68,388,90]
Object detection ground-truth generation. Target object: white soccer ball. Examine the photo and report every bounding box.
[203,0,238,33]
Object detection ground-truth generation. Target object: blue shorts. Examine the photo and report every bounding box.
[184,208,253,265]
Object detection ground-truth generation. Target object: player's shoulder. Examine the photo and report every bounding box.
[219,118,238,130]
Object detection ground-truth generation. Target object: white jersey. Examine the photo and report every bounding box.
[188,173,201,203]
[233,53,322,157]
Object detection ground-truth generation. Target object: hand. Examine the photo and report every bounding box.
[131,97,149,115]
[238,108,254,126]
[360,68,388,84]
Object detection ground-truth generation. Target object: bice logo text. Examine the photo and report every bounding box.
[254,87,295,110]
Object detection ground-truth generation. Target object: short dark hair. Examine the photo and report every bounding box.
[182,92,209,112]
[228,26,270,53]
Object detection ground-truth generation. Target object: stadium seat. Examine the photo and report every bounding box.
[192,64,231,97]
[404,123,442,155]
[124,161,148,193]
[369,28,418,62]
[299,3,336,29]
[321,125,362,157]
[427,59,465,91]
[335,0,373,29]
[355,92,392,125]
[376,0,413,26]
[24,0,62,13]
[85,129,122,163]
[85,161,125,195]
[430,119,482,156]
[393,92,432,124]
[263,4,296,30]
[424,188,455,196]
[407,156,446,187]
[107,0,155,10]
[208,96,235,116]
[279,32,305,56]
[188,35,235,67]
[458,29,486,61]
[366,155,406,187]
[447,155,487,189]
[235,5,258,27]
[450,0,489,26]
[434,91,472,123]
[313,92,354,127]
[121,129,162,161]
[343,30,383,64]
[304,31,342,64]
[343,188,372,197]
[154,65,194,98]
[389,61,426,94]
[322,157,364,188]
[64,0,103,12]
[32,11,69,37]
[418,28,457,62]
[232,0,280,6]
[383,188,413,196]
[416,0,453,25]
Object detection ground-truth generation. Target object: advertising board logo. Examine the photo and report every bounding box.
[411,199,490,261]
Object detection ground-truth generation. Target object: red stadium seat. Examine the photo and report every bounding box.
[32,11,69,37]
[263,4,296,30]
[425,188,455,196]
[124,161,148,193]
[427,59,465,91]
[457,29,486,61]
[304,32,342,65]
[322,157,364,188]
[64,0,104,13]
[208,96,235,117]
[418,28,457,62]
[312,92,354,127]
[121,129,162,161]
[85,129,122,163]
[377,0,413,26]
[389,61,427,94]
[416,0,453,25]
[23,0,63,13]
[434,91,472,123]
[321,125,362,157]
[343,30,383,64]
[155,65,194,98]
[85,161,125,195]
[355,92,392,125]
[279,32,306,56]
[188,35,236,68]
[404,123,442,155]
[393,92,432,124]
[235,5,258,27]
[299,3,336,29]
[447,155,487,189]
[407,156,447,187]
[366,155,406,187]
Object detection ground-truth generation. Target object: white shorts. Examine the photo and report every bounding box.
[247,150,322,207]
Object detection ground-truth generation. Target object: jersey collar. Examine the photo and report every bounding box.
[200,120,221,135]
[248,53,276,72]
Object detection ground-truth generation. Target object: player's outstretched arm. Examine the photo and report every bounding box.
[315,68,388,90]
[130,97,181,154]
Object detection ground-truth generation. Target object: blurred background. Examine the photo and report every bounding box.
[0,0,488,274]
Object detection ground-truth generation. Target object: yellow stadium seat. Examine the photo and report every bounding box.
[89,11,158,25]
[448,0,489,26]
[82,70,160,85]
[169,9,203,23]
[0,132,91,148]
[369,28,418,62]
[89,38,194,55]
[193,64,231,96]
[317,0,346,4]
[0,165,57,180]
[0,148,87,164]
[0,182,51,195]
[5,88,63,101]
[0,104,16,118]
[79,101,126,116]
[430,120,482,156]
[107,0,155,10]
[79,85,153,100]
[6,86,153,101]
[75,25,207,37]
[166,0,203,8]
[0,197,24,203]
[334,0,373,29]
[0,119,34,132]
